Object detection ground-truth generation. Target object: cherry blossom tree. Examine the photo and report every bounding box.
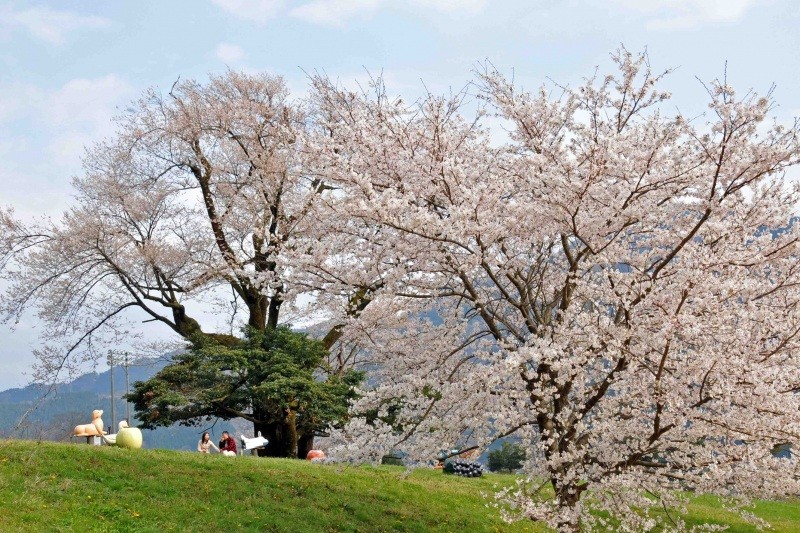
[0,71,359,456]
[308,50,800,531]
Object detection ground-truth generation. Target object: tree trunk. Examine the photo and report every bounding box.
[555,484,582,533]
[244,292,268,331]
[297,433,314,458]
[172,306,202,337]
[267,294,282,329]
[286,409,298,458]
[252,420,310,458]
[253,421,283,457]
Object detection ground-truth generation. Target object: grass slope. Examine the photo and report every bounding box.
[0,440,797,532]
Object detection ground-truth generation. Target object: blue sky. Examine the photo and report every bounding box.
[0,0,798,388]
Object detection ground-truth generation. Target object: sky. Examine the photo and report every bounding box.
[0,0,798,389]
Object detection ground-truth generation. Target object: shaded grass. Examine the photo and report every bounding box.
[0,440,797,532]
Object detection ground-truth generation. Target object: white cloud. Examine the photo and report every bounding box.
[288,0,487,26]
[0,75,133,177]
[0,84,41,123]
[409,0,487,15]
[0,5,110,45]
[215,42,246,63]
[49,78,131,167]
[610,0,757,30]
[0,74,134,235]
[47,75,130,130]
[289,0,381,27]
[210,0,488,28]
[210,0,284,24]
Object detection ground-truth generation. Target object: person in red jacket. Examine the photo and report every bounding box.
[219,431,237,457]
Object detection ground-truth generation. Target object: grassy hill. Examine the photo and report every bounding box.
[1,440,798,532]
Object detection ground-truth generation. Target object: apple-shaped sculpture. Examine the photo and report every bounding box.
[115,426,143,449]
[101,420,129,445]
[306,449,325,461]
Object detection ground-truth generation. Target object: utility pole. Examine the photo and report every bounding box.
[107,351,115,431]
[124,352,130,424]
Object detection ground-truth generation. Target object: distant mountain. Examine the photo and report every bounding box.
[0,361,168,403]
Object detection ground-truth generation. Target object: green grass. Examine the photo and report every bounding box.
[0,440,541,532]
[680,494,800,532]
[0,440,797,532]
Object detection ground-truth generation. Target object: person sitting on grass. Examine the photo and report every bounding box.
[198,431,219,454]
[219,431,237,456]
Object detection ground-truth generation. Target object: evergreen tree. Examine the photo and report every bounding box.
[488,441,526,473]
[129,327,363,458]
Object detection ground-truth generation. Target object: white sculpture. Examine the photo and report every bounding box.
[240,432,269,454]
[73,409,106,437]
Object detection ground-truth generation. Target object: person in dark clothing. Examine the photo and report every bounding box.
[219,431,238,456]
